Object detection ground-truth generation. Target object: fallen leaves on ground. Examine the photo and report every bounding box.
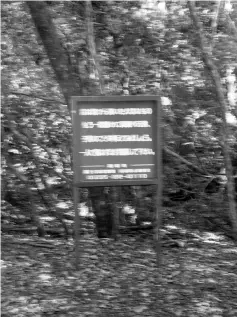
[1,228,237,317]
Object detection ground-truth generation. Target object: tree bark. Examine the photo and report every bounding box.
[226,10,237,42]
[110,187,119,240]
[27,1,80,111]
[210,0,222,51]
[85,1,104,94]
[188,1,237,237]
[164,147,207,175]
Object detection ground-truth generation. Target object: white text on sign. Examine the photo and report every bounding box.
[80,148,155,156]
[79,108,152,115]
[81,135,152,143]
[81,121,151,128]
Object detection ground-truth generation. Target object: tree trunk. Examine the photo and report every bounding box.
[110,187,119,240]
[85,1,104,94]
[188,1,237,237]
[210,0,222,51]
[27,1,80,110]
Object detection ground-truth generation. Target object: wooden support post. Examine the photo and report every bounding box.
[155,98,163,267]
[111,187,119,240]
[73,186,80,269]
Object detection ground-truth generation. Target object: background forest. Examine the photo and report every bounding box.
[1,1,237,316]
[2,0,237,237]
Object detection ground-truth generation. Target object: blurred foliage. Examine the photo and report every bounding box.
[1,1,237,236]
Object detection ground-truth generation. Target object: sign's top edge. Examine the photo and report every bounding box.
[71,95,160,102]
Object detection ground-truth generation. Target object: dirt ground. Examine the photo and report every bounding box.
[2,223,237,317]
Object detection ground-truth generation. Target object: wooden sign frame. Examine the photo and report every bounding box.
[71,96,162,187]
[71,96,162,269]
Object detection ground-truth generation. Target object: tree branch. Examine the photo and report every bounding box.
[188,0,237,234]
[225,4,237,42]
[7,123,70,237]
[210,0,222,51]
[9,91,65,104]
[7,116,71,185]
[164,147,208,175]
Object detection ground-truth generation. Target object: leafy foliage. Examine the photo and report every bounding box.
[1,1,237,234]
[2,1,237,315]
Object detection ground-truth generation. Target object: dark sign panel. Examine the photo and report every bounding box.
[71,96,161,186]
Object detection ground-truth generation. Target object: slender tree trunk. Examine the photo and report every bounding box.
[110,187,119,240]
[226,66,236,108]
[188,1,237,236]
[27,1,80,111]
[224,3,237,42]
[85,1,104,94]
[210,0,222,51]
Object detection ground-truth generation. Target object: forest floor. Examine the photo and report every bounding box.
[2,219,237,317]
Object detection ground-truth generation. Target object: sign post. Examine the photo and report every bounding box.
[71,96,162,268]
[73,185,80,269]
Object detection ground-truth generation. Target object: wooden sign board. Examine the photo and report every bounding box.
[71,96,162,268]
[71,96,162,187]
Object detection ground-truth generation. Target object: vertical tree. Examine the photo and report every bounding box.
[27,1,80,110]
[27,1,82,266]
[85,1,104,94]
[188,1,237,237]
